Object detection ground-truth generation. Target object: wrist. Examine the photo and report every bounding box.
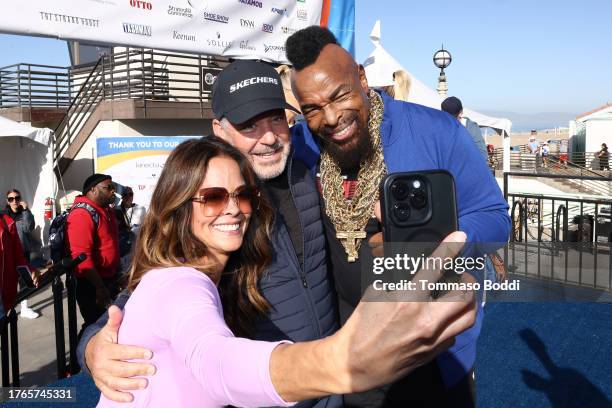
[313,333,352,395]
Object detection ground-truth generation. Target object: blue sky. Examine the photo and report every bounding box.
[1,0,610,123]
[355,0,612,117]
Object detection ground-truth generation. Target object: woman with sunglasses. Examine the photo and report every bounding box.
[97,136,293,407]
[5,189,39,319]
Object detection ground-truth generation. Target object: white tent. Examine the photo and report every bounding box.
[362,21,512,136]
[0,116,56,257]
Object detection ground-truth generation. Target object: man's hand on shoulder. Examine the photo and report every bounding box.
[85,306,156,402]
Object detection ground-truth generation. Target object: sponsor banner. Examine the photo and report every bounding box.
[0,0,329,63]
[96,136,199,208]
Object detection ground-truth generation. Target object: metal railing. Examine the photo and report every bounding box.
[492,149,612,196]
[53,48,227,168]
[0,259,82,387]
[503,172,612,290]
[0,64,71,108]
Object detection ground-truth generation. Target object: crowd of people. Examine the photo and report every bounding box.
[2,25,512,408]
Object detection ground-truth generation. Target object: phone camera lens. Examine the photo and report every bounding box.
[411,190,427,209]
[391,181,409,200]
[393,203,411,222]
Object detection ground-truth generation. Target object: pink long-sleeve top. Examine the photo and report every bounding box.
[97,266,294,408]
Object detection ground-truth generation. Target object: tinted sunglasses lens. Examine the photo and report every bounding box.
[235,186,258,214]
[201,188,229,216]
[7,197,16,202]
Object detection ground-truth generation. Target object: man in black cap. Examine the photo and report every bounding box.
[66,173,120,338]
[441,96,488,162]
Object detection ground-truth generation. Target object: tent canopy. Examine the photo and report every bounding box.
[0,116,56,257]
[0,116,52,146]
[362,21,512,135]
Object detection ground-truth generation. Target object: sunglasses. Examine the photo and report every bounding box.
[192,186,259,216]
[7,196,21,203]
[98,184,116,191]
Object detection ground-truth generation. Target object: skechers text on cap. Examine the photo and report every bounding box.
[212,60,299,124]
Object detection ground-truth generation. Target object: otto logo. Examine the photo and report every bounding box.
[129,0,152,10]
[262,23,273,33]
[240,18,255,28]
[297,9,307,20]
[271,7,288,16]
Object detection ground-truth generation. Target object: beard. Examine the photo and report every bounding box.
[320,126,372,172]
[250,140,291,180]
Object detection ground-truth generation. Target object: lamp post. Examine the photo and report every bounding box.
[433,46,452,96]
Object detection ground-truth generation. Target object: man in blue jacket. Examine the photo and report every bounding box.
[286,26,510,407]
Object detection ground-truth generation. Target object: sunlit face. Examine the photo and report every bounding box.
[213,110,291,180]
[292,44,371,170]
[191,156,251,266]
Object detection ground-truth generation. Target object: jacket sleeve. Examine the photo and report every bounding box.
[445,124,510,256]
[76,289,131,376]
[9,218,28,267]
[65,209,96,276]
[146,270,294,407]
[23,209,35,233]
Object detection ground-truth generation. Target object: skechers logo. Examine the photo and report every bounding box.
[204,12,229,23]
[262,23,273,33]
[238,0,262,8]
[123,22,152,36]
[263,44,286,53]
[229,76,278,93]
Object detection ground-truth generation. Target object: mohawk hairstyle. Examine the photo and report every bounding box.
[286,26,338,70]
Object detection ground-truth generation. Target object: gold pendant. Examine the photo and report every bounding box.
[336,230,367,262]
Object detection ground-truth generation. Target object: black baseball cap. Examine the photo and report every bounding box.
[212,60,299,125]
[82,173,112,193]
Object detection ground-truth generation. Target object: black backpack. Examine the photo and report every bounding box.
[49,203,99,263]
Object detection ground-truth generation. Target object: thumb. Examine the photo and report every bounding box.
[103,305,123,342]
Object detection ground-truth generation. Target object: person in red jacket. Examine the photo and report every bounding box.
[65,174,120,338]
[0,213,38,316]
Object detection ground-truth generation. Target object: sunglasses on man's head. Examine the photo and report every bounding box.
[192,185,259,216]
[7,196,21,203]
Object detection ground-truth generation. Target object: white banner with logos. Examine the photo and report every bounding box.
[1,0,322,63]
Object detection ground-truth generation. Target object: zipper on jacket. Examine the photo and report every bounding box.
[288,153,324,337]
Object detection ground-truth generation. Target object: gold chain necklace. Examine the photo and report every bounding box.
[319,90,386,262]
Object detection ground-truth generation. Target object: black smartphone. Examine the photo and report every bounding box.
[17,265,35,288]
[380,170,458,256]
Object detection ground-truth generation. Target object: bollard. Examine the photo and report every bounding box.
[1,314,9,386]
[8,309,19,386]
[52,273,67,379]
[65,270,79,374]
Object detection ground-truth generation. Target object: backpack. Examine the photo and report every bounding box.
[49,203,99,263]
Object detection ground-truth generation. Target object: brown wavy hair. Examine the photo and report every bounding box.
[127,136,273,336]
